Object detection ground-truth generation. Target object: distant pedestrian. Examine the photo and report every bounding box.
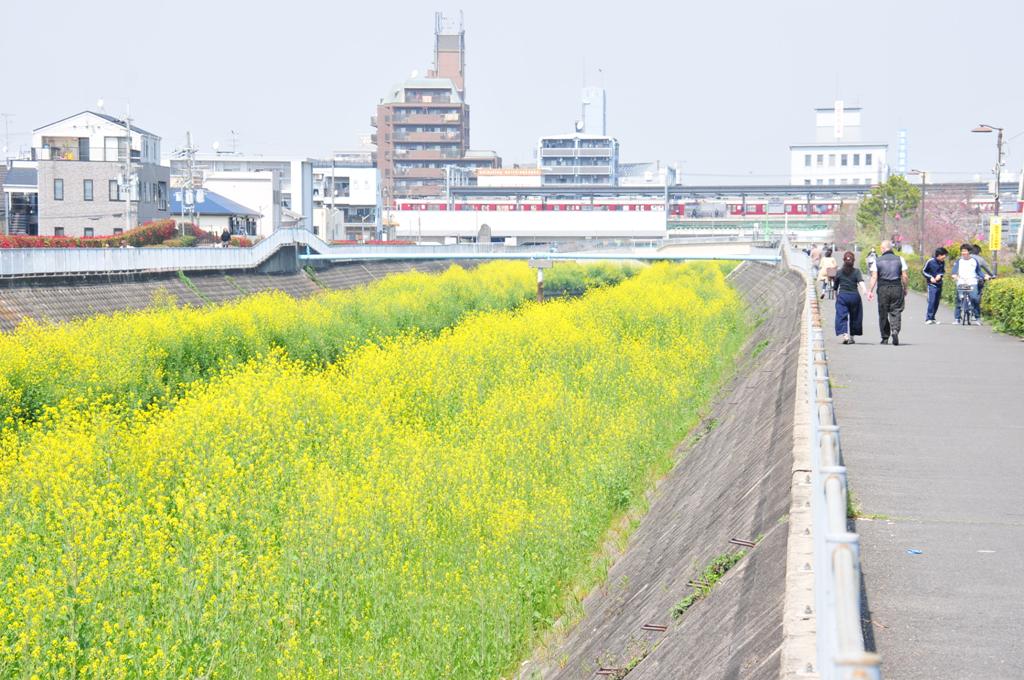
[969,244,994,319]
[865,248,877,272]
[867,240,908,345]
[922,247,948,324]
[810,243,822,279]
[817,248,838,299]
[220,228,231,248]
[834,251,867,344]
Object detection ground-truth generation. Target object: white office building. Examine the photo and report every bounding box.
[789,101,888,187]
[538,134,619,186]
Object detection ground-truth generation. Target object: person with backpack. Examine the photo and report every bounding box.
[817,248,838,299]
[833,251,867,344]
[922,247,948,325]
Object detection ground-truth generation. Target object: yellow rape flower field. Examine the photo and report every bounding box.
[0,261,748,679]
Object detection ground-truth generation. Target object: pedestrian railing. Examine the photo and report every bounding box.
[789,243,882,679]
[1,231,783,278]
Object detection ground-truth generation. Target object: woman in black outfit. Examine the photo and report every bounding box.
[834,251,867,344]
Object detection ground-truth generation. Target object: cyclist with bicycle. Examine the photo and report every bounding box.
[817,247,838,299]
[952,243,989,325]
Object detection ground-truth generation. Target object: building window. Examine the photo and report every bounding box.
[804,154,811,167]
[828,178,835,185]
[54,178,64,201]
[841,154,848,166]
[158,181,167,210]
[54,227,65,236]
[83,179,94,201]
[816,154,824,167]
[804,179,811,185]
[109,180,120,201]
[829,154,836,167]
[816,179,824,185]
[84,227,94,237]
[865,153,873,166]
[840,178,848,185]
[114,228,123,235]
[865,178,872,185]
[853,154,860,166]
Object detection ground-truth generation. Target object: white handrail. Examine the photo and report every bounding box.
[785,238,882,680]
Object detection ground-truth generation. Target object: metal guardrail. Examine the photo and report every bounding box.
[788,243,882,679]
[1,230,783,278]
[0,228,324,278]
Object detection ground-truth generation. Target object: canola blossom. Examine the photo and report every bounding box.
[0,262,747,679]
[0,260,636,424]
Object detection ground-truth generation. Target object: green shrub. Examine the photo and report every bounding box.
[982,277,1024,335]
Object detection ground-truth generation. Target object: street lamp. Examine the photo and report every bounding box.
[972,123,1004,273]
[908,169,927,257]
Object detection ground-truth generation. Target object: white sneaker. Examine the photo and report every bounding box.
[934,320,941,325]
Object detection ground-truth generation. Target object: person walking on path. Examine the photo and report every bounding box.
[834,251,867,344]
[810,243,822,279]
[867,240,908,345]
[969,244,994,318]
[817,248,838,299]
[220,228,231,248]
[922,247,948,324]
[865,247,877,272]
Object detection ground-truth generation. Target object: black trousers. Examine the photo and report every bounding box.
[877,283,904,339]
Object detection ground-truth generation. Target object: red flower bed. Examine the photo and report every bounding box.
[0,220,226,249]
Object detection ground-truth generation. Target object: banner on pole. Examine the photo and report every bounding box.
[989,216,1002,251]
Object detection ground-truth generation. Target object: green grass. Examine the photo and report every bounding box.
[671,550,747,619]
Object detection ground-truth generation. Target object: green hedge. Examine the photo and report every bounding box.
[981,278,1024,335]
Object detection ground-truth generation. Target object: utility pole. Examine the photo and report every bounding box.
[994,127,1003,275]
[182,131,198,236]
[972,124,1005,273]
[909,169,926,256]
[123,105,133,234]
[0,113,12,160]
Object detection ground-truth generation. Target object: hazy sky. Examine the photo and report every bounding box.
[5,0,1023,184]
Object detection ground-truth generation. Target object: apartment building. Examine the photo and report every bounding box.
[372,12,499,201]
[32,111,169,236]
[537,134,619,187]
[790,100,888,187]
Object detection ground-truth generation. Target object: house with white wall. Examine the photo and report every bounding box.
[32,110,169,236]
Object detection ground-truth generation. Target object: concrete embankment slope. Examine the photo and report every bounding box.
[519,262,804,680]
[0,259,467,332]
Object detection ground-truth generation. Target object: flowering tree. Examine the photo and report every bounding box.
[921,187,985,252]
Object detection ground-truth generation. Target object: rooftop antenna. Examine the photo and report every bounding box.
[0,113,12,160]
[96,98,105,112]
[229,130,239,154]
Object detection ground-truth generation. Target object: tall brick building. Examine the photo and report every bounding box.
[372,12,499,202]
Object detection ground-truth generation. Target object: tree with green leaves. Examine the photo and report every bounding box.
[856,175,921,250]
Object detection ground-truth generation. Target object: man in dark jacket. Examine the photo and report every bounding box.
[867,240,908,345]
[922,247,948,324]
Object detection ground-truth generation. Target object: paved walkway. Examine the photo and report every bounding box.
[821,289,1024,679]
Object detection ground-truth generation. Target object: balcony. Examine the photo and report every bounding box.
[395,167,445,179]
[392,112,460,125]
[393,149,464,160]
[370,115,377,127]
[393,131,462,143]
[539,146,613,158]
[541,165,613,175]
